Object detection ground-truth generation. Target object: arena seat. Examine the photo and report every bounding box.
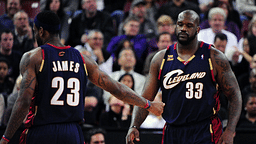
[22,1,40,20]
[0,0,6,16]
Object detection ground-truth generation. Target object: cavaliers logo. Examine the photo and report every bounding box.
[167,55,173,61]
[163,69,206,89]
[59,51,65,56]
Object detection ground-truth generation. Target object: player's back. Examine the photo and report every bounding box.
[25,44,88,127]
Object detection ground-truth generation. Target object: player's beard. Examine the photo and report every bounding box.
[176,30,197,45]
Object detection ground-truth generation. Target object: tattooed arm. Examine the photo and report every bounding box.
[126,50,165,144]
[82,54,164,116]
[210,47,242,144]
[0,49,40,144]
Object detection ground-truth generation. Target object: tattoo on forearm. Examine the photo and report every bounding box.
[97,73,106,87]
[132,107,149,126]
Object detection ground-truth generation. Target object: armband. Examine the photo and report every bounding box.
[143,100,151,109]
[2,135,10,142]
[130,125,137,129]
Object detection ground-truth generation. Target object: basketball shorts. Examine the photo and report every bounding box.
[20,123,84,144]
[162,116,222,144]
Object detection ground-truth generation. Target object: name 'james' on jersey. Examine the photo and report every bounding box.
[24,44,88,128]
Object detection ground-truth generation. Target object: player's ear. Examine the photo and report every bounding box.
[39,27,44,37]
[196,26,200,34]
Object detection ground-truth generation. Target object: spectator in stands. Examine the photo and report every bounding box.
[0,0,21,32]
[100,95,131,128]
[12,10,35,55]
[0,57,14,96]
[118,0,157,41]
[238,15,256,53]
[198,7,239,62]
[108,15,148,73]
[237,54,256,91]
[40,0,79,16]
[112,39,143,74]
[237,92,256,128]
[241,69,256,107]
[103,48,146,110]
[236,0,256,20]
[103,0,126,33]
[200,1,241,39]
[67,0,115,49]
[246,16,256,56]
[198,0,213,13]
[83,81,103,126]
[140,91,165,129]
[143,32,172,76]
[85,127,106,144]
[214,33,227,53]
[75,30,112,75]
[42,0,70,45]
[99,73,134,128]
[147,15,175,54]
[104,0,126,14]
[0,30,21,83]
[144,0,159,26]
[112,39,134,72]
[233,37,252,78]
[155,0,201,23]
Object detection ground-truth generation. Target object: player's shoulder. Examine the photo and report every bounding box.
[148,49,167,70]
[209,44,226,58]
[154,49,166,60]
[21,47,43,64]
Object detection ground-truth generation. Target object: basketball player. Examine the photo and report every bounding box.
[0,11,164,144]
[126,10,242,144]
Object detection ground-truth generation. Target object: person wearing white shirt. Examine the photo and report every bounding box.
[103,48,146,110]
[198,7,241,62]
[236,0,256,19]
[75,30,113,75]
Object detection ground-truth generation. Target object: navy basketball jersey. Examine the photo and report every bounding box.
[159,42,220,125]
[25,44,88,127]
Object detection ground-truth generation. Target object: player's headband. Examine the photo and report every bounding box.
[34,16,60,32]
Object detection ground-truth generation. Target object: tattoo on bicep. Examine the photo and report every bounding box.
[213,50,236,96]
[20,75,36,93]
[20,54,31,73]
[213,52,229,72]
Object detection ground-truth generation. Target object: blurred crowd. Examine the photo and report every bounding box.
[0,0,256,131]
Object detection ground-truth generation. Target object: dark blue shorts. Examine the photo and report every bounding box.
[20,123,84,144]
[162,117,222,144]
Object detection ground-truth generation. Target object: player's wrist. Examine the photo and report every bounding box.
[143,100,151,109]
[129,125,138,129]
[2,135,10,142]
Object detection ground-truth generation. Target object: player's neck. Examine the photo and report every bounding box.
[176,41,199,61]
[44,37,65,47]
[177,40,199,54]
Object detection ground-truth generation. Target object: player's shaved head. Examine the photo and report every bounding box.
[177,10,200,26]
